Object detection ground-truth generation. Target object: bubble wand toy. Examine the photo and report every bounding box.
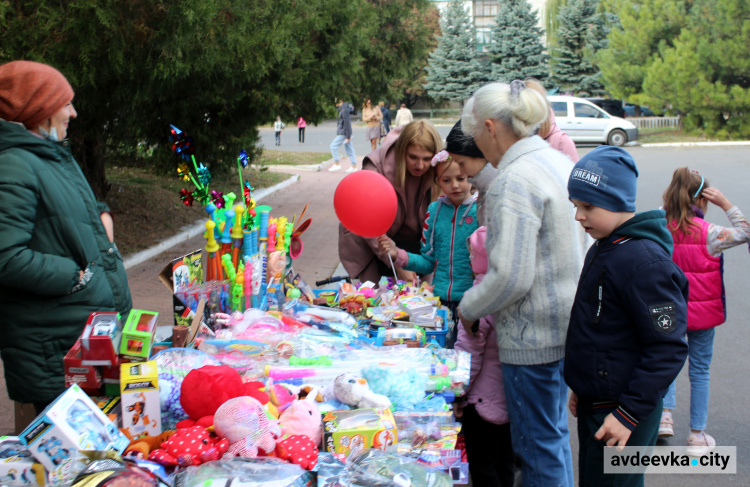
[205,220,223,281]
[220,209,235,258]
[231,205,245,268]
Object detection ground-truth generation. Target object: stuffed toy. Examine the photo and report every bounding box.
[123,431,175,459]
[177,364,269,429]
[275,435,319,470]
[214,396,281,458]
[148,426,229,467]
[330,373,392,409]
[279,395,322,446]
[269,383,296,414]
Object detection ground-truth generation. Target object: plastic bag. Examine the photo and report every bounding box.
[171,458,312,487]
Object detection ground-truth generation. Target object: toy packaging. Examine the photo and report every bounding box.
[120,309,159,361]
[0,436,46,486]
[158,249,203,327]
[19,384,129,472]
[92,396,122,426]
[64,339,103,396]
[80,312,122,366]
[322,408,398,459]
[120,361,162,438]
[397,295,432,320]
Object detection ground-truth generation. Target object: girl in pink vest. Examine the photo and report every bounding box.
[455,227,514,486]
[660,168,750,456]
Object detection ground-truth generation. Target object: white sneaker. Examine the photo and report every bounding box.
[346,166,357,173]
[328,163,341,172]
[686,431,716,456]
[658,412,674,438]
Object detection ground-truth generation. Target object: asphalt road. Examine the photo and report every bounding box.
[264,126,750,485]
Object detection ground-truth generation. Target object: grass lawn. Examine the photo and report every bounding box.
[637,127,709,144]
[106,165,289,255]
[258,149,330,166]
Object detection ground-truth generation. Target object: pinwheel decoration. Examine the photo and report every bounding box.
[170,124,212,205]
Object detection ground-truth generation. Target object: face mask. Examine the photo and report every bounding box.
[38,125,59,141]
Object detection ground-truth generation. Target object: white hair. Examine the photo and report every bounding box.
[461,81,548,139]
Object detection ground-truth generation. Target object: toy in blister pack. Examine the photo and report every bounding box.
[80,312,122,366]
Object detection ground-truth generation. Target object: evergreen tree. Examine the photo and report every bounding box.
[487,0,548,83]
[424,0,487,103]
[549,0,608,95]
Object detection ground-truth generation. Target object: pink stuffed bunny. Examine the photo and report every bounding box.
[279,395,322,446]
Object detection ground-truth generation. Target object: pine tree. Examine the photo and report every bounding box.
[549,0,608,95]
[424,0,488,103]
[487,0,548,83]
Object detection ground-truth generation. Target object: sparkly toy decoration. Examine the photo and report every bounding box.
[169,124,195,161]
[431,150,450,167]
[211,190,225,208]
[180,189,195,206]
[194,186,210,205]
[238,149,250,168]
[197,163,212,186]
[177,162,191,181]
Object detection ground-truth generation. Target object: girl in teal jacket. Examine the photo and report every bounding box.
[379,137,481,347]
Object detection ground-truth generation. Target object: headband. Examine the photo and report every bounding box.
[694,175,704,199]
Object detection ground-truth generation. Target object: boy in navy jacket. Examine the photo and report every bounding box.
[565,146,688,486]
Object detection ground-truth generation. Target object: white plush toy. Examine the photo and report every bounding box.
[329,372,392,409]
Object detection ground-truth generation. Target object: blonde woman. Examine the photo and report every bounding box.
[362,98,383,151]
[338,120,442,283]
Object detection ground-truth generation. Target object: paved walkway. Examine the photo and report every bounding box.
[0,158,357,434]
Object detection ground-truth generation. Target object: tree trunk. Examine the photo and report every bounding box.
[72,132,110,201]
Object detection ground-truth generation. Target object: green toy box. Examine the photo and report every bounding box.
[322,408,398,459]
[119,309,159,361]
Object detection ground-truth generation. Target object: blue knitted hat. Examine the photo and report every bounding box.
[567,146,639,212]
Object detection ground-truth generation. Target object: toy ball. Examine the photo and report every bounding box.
[334,171,397,238]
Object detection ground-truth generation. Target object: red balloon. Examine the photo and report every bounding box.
[334,171,398,238]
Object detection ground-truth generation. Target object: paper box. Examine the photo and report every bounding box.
[19,384,129,472]
[0,436,46,486]
[80,312,122,366]
[64,339,103,396]
[120,361,162,438]
[322,408,397,459]
[158,249,203,327]
[92,396,122,427]
[120,309,159,361]
[397,296,433,319]
[101,362,122,397]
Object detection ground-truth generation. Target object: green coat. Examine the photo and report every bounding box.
[0,120,132,404]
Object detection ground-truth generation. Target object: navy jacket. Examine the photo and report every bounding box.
[565,210,688,430]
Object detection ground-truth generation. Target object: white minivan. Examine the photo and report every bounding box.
[548,95,637,147]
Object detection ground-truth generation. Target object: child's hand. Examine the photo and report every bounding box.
[377,235,399,259]
[568,391,578,418]
[594,413,632,450]
[452,402,463,418]
[396,267,417,283]
[702,187,733,211]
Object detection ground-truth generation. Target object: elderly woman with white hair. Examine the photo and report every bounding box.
[456,80,586,487]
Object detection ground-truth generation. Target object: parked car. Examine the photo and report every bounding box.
[548,95,638,147]
[624,103,655,117]
[585,98,625,119]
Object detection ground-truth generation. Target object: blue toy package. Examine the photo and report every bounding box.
[19,384,129,472]
[426,308,449,347]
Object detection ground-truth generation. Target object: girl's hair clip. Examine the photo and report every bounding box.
[431,150,450,167]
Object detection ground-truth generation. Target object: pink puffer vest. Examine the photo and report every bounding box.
[671,217,725,330]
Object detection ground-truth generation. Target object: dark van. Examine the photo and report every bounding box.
[585,98,625,119]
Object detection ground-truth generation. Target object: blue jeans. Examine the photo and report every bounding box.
[502,359,574,487]
[330,135,356,166]
[663,327,715,430]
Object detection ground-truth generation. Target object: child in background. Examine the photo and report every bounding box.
[565,146,688,486]
[659,168,750,455]
[454,226,514,487]
[378,122,480,348]
[274,116,285,146]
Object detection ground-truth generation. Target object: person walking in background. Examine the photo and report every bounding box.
[660,168,750,455]
[329,99,356,172]
[0,60,132,413]
[362,98,383,152]
[378,101,391,145]
[274,116,285,146]
[394,103,413,127]
[297,116,306,144]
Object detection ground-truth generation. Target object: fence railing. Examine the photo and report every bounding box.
[627,117,680,129]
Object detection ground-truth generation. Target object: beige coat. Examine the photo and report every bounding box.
[362,106,383,128]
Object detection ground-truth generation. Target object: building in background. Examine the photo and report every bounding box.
[431,0,547,53]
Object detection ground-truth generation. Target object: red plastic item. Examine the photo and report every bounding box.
[334,171,397,238]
